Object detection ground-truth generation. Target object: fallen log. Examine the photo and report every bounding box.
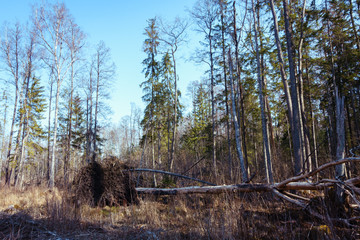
[136,181,336,195]
[136,177,360,195]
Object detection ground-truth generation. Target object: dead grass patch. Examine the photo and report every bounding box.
[0,186,359,239]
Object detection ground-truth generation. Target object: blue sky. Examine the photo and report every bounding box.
[0,0,205,123]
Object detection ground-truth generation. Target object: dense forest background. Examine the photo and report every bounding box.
[0,0,359,190]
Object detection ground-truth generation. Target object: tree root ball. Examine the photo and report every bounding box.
[73,157,139,207]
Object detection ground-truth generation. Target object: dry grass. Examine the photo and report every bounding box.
[0,186,358,239]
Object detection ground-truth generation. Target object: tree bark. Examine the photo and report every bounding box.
[3,23,21,185]
[209,26,217,181]
[335,89,346,203]
[268,0,293,123]
[228,51,248,183]
[282,0,303,175]
[252,0,273,183]
[220,1,233,180]
[47,77,53,181]
[232,1,249,173]
[49,80,61,188]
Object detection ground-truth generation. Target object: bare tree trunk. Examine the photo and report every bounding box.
[209,28,217,181]
[12,75,29,186]
[16,111,30,189]
[3,23,21,185]
[15,58,32,188]
[282,0,303,175]
[64,59,74,185]
[169,49,177,172]
[268,0,293,123]
[93,61,100,162]
[47,77,53,181]
[151,129,157,187]
[335,89,346,203]
[232,1,249,174]
[49,80,61,188]
[86,69,94,164]
[305,57,319,173]
[228,51,249,183]
[252,0,273,183]
[0,92,8,185]
[220,2,233,180]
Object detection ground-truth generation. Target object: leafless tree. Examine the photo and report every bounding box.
[252,0,273,183]
[159,17,188,172]
[33,2,76,188]
[91,41,115,162]
[63,18,85,184]
[190,0,219,180]
[0,22,23,185]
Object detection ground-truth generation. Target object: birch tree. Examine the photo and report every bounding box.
[63,19,85,183]
[33,2,76,188]
[0,22,22,185]
[159,17,187,172]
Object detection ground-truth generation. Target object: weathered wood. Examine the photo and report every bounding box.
[136,181,338,195]
[137,183,270,195]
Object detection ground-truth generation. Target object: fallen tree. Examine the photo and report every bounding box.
[136,177,360,195]
[136,157,360,195]
[135,157,360,227]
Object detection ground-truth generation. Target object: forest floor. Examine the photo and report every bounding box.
[0,186,359,239]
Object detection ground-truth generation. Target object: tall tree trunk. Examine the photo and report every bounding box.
[269,0,293,123]
[297,0,312,173]
[15,66,31,188]
[65,59,74,185]
[86,69,94,164]
[228,51,249,183]
[335,89,346,203]
[233,1,249,173]
[169,49,177,172]
[47,78,53,181]
[252,0,273,183]
[151,129,157,187]
[282,0,303,175]
[12,75,29,186]
[0,92,8,185]
[49,80,61,188]
[220,2,233,181]
[4,63,20,185]
[209,28,217,181]
[16,109,30,189]
[93,61,100,163]
[305,56,319,173]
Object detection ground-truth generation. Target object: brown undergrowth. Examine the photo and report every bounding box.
[0,185,359,239]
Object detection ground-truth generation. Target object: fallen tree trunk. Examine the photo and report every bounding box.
[136,181,342,195]
[136,157,360,195]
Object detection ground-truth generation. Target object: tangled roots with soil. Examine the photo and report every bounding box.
[73,157,139,207]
